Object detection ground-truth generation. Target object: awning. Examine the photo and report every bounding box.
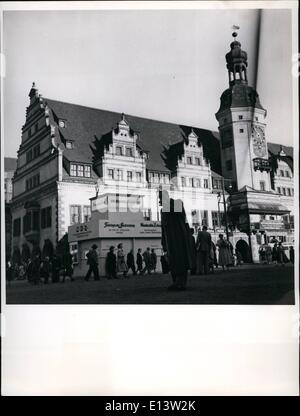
[247,202,290,215]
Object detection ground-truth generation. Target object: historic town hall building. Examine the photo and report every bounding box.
[9,35,294,265]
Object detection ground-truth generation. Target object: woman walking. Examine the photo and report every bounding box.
[216,234,232,271]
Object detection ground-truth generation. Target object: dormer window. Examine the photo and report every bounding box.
[59,119,66,128]
[66,141,73,149]
[187,156,192,165]
[125,147,133,157]
[195,157,201,166]
[70,163,91,178]
[116,146,123,156]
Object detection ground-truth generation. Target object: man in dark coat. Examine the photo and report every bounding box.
[150,249,157,273]
[51,255,61,283]
[85,244,100,281]
[105,246,117,279]
[136,248,143,275]
[196,225,212,275]
[142,248,152,275]
[127,249,136,275]
[32,254,41,285]
[160,190,193,291]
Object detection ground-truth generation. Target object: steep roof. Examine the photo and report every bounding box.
[268,142,293,172]
[4,157,17,172]
[44,98,222,174]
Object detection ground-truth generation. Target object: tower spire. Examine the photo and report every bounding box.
[225,26,248,87]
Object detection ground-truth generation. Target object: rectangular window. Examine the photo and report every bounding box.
[41,207,52,229]
[282,187,286,196]
[116,169,123,180]
[212,211,220,228]
[77,165,84,177]
[239,128,244,133]
[26,149,33,163]
[285,171,290,177]
[195,157,201,166]
[181,177,186,187]
[143,209,151,221]
[153,173,159,184]
[83,205,91,222]
[13,218,21,237]
[194,178,201,188]
[108,169,114,180]
[189,178,194,187]
[66,141,73,149]
[203,179,209,188]
[116,146,122,156]
[277,187,281,194]
[125,147,133,157]
[187,156,192,165]
[287,188,291,196]
[280,170,284,177]
[70,164,77,176]
[33,144,40,158]
[23,212,31,234]
[238,115,243,120]
[259,181,266,191]
[70,205,81,225]
[84,165,91,178]
[32,211,40,231]
[201,210,208,226]
[136,172,142,182]
[226,160,232,171]
[127,171,133,182]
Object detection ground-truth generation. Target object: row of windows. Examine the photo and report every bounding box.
[13,207,52,237]
[185,156,203,166]
[70,164,91,178]
[181,177,209,188]
[25,173,40,191]
[277,187,294,196]
[278,169,291,178]
[108,169,143,182]
[70,205,91,225]
[26,143,40,163]
[115,146,134,157]
[148,172,170,184]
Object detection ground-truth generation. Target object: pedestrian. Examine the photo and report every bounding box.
[265,245,272,265]
[160,252,169,274]
[62,252,74,282]
[150,249,157,273]
[160,190,193,291]
[277,242,285,266]
[136,248,144,275]
[40,256,51,284]
[142,247,152,275]
[216,234,232,271]
[18,263,26,280]
[188,228,197,275]
[116,243,128,278]
[289,246,294,264]
[127,249,136,276]
[6,260,13,286]
[259,245,267,264]
[272,243,278,264]
[85,244,100,281]
[105,246,117,279]
[26,258,33,283]
[51,254,61,283]
[32,254,41,285]
[235,249,242,266]
[196,225,212,275]
[211,241,218,268]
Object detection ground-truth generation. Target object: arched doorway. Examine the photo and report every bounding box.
[236,239,251,263]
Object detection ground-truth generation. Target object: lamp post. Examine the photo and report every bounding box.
[214,177,232,241]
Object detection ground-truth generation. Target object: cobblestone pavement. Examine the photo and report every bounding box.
[6,264,294,305]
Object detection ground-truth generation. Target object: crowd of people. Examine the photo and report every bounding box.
[84,243,159,281]
[6,251,74,285]
[259,242,294,265]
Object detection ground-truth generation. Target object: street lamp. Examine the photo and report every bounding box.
[213,177,233,241]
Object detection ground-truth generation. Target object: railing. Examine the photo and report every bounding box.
[253,158,271,172]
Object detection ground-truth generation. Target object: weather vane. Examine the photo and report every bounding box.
[232,25,240,38]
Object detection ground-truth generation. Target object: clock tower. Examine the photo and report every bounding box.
[215,32,272,192]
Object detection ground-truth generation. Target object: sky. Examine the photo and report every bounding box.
[2,7,293,158]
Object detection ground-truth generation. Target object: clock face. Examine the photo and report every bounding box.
[252,126,267,157]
